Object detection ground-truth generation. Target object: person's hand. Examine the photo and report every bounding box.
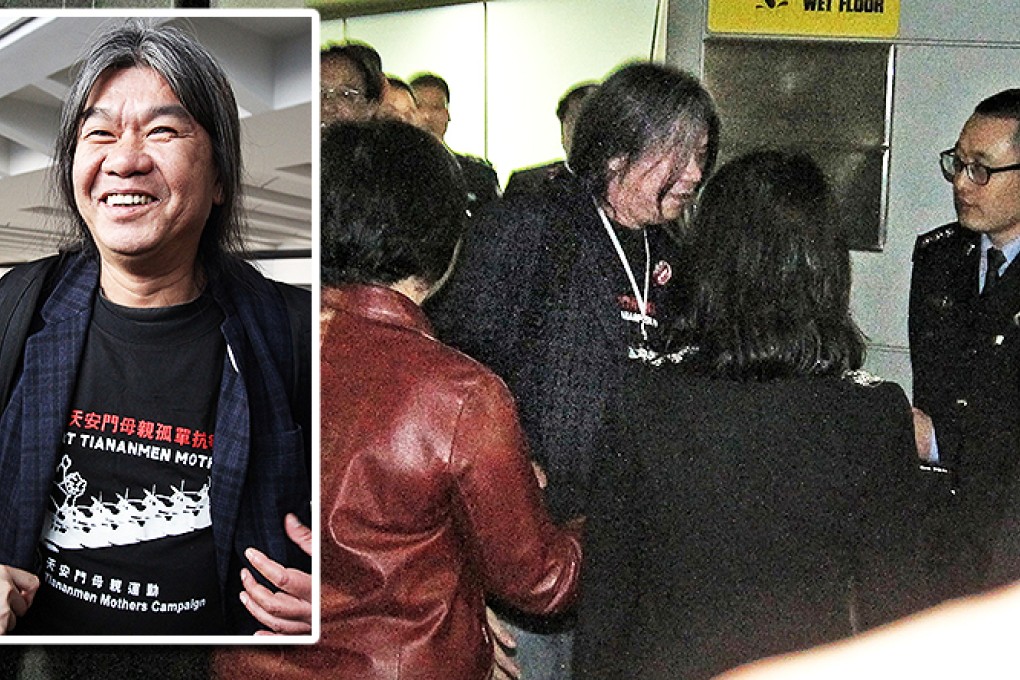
[912,407,934,461]
[487,607,521,680]
[241,513,313,636]
[0,565,39,634]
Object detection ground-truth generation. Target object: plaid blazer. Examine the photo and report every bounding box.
[0,251,311,634]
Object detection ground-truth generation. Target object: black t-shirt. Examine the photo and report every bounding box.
[20,291,227,635]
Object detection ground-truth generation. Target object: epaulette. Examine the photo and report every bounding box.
[841,369,886,387]
[915,224,958,250]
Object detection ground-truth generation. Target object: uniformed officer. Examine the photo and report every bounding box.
[910,88,1020,602]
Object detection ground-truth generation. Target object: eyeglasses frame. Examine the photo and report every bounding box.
[939,148,1020,186]
[321,86,365,103]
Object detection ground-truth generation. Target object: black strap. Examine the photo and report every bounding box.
[0,254,65,413]
[272,280,312,466]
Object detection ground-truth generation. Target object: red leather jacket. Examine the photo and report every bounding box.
[217,284,581,679]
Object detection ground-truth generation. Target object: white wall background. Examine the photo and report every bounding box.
[325,4,487,164]
[485,0,659,181]
[323,0,659,185]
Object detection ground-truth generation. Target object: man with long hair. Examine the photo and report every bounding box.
[430,60,719,680]
[0,19,311,640]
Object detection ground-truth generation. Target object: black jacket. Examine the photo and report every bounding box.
[503,160,570,201]
[428,176,682,521]
[575,369,931,679]
[909,222,1020,595]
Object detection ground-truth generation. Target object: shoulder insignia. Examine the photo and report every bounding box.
[841,369,885,387]
[916,224,957,250]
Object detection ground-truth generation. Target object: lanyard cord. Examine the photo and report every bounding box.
[595,200,650,339]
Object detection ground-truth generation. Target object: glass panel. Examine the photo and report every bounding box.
[704,37,892,250]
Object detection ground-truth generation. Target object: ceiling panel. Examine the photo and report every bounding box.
[310,0,475,20]
[0,14,313,266]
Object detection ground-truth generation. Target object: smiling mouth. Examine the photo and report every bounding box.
[103,193,156,206]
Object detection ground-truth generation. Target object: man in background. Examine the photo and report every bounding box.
[411,72,500,215]
[503,82,599,200]
[379,76,420,126]
[910,88,1020,602]
[321,42,385,124]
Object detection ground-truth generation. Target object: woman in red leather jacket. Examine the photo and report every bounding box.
[238,120,580,680]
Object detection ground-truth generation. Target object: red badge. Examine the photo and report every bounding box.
[653,260,672,286]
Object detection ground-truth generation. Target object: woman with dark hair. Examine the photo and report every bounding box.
[430,59,719,679]
[231,120,580,680]
[573,150,932,679]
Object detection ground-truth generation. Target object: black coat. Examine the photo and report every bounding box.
[574,368,931,680]
[455,152,500,216]
[428,177,682,521]
[503,160,570,201]
[909,222,1020,596]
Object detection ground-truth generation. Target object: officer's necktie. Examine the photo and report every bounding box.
[983,247,1006,296]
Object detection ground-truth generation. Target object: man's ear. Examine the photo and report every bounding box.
[213,180,225,206]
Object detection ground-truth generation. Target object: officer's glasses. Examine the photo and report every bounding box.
[940,149,1020,186]
[321,86,365,103]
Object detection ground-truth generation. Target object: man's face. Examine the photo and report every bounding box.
[72,66,222,268]
[413,85,450,141]
[321,55,373,124]
[379,87,420,127]
[952,114,1020,246]
[605,130,709,228]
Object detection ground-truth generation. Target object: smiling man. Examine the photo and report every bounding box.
[0,20,311,640]
[73,67,222,307]
[910,89,1020,604]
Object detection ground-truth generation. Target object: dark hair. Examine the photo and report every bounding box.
[974,89,1020,146]
[569,62,719,202]
[321,120,467,288]
[55,19,244,270]
[409,72,450,103]
[386,76,418,104]
[668,150,865,381]
[556,82,598,122]
[321,42,384,103]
